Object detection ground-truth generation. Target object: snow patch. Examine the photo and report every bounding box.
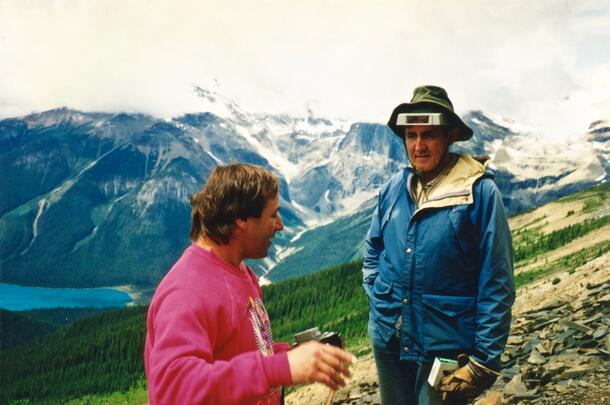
[31,200,46,240]
[290,228,309,243]
[206,150,223,164]
[483,112,532,134]
[261,257,276,270]
[233,123,300,181]
[19,199,47,256]
[258,276,271,286]
[493,134,601,182]
[334,190,378,218]
[276,246,302,262]
[324,190,331,203]
[45,144,124,205]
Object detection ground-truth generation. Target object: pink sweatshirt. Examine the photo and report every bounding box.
[145,244,292,405]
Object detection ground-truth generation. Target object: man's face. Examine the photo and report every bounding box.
[404,125,452,178]
[243,195,284,259]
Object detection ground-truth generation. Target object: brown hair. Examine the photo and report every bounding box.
[189,163,279,244]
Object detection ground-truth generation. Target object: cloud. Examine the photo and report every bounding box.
[0,0,608,139]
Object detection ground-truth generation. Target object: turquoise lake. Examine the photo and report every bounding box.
[0,283,132,311]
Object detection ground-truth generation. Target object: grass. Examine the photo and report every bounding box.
[513,216,610,263]
[64,380,148,405]
[583,195,606,213]
[6,382,149,405]
[512,215,547,234]
[555,182,609,213]
[557,181,609,204]
[512,226,544,247]
[514,240,610,289]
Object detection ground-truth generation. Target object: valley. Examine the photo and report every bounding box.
[1,182,608,404]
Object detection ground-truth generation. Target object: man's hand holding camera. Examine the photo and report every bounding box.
[287,341,356,391]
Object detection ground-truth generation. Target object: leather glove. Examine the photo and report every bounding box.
[439,355,498,401]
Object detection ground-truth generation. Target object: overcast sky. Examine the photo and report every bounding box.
[1,0,609,140]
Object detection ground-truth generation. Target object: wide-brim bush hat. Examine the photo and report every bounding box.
[388,85,473,141]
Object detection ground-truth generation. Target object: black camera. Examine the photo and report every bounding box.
[294,327,343,348]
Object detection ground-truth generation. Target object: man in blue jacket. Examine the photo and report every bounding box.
[363,85,514,404]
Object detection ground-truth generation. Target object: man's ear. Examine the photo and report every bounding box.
[448,128,460,145]
[235,217,249,232]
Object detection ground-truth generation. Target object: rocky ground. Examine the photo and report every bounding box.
[286,252,610,405]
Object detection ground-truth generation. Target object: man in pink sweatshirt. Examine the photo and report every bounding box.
[145,163,355,405]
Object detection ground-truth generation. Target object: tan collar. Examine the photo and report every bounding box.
[410,154,489,214]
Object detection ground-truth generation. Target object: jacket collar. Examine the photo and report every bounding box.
[407,153,490,212]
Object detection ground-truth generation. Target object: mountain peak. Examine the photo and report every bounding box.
[192,85,249,123]
[22,107,95,128]
[465,110,511,132]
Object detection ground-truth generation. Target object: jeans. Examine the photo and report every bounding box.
[371,335,466,405]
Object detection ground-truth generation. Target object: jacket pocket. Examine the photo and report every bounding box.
[422,293,475,353]
[370,277,400,343]
[373,277,393,297]
[371,277,399,319]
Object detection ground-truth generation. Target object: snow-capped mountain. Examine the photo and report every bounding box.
[265,112,610,282]
[0,87,607,287]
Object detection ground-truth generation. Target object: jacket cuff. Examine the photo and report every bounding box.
[261,351,292,387]
[469,353,500,374]
[273,342,291,353]
[469,358,500,376]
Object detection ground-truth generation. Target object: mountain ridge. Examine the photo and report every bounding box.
[1,89,608,287]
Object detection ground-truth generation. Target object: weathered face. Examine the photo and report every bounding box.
[404,125,452,179]
[243,195,284,259]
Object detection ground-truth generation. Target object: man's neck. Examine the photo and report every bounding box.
[421,171,441,185]
[196,237,243,268]
[420,152,453,184]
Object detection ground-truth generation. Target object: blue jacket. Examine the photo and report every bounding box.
[363,154,514,371]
